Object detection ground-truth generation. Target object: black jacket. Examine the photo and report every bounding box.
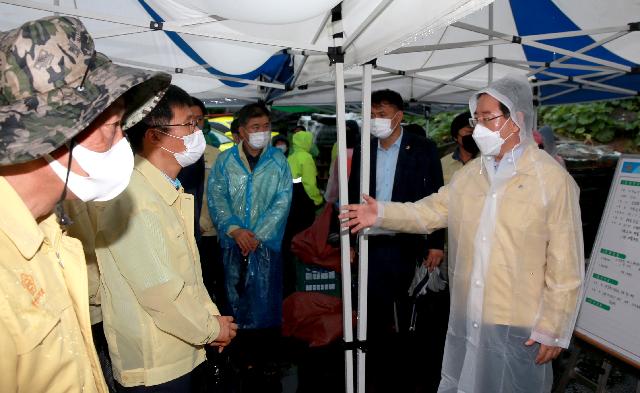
[349,130,445,254]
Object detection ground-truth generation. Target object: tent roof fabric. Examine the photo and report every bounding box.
[0,0,638,106]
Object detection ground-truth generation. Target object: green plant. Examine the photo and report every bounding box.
[404,111,466,145]
[540,97,640,147]
[421,98,640,151]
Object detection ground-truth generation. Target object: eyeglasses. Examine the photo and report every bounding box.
[152,119,198,132]
[469,114,506,128]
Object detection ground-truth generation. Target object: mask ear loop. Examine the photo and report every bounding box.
[55,139,76,226]
[503,118,521,175]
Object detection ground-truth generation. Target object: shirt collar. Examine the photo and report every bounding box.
[452,146,463,163]
[0,177,45,259]
[377,129,403,152]
[134,155,180,205]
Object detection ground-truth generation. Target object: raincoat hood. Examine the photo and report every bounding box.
[469,74,535,147]
[292,131,314,154]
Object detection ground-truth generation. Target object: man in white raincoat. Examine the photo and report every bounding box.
[341,75,584,393]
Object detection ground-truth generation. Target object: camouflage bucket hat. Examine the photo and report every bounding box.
[0,16,171,165]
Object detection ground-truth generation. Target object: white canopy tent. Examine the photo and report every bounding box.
[276,0,640,106]
[1,0,491,102]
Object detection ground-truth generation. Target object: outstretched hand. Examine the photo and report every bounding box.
[338,194,379,233]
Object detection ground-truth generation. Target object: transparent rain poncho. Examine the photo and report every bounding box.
[208,143,292,329]
[377,75,585,393]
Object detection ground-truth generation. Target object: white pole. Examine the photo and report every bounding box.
[356,62,373,393]
[330,5,354,390]
[336,59,355,393]
[488,2,494,85]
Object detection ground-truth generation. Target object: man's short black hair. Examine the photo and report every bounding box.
[236,102,270,128]
[190,96,206,115]
[345,120,360,149]
[127,85,193,153]
[476,92,511,118]
[292,125,306,133]
[371,89,404,111]
[450,111,472,139]
[230,118,239,135]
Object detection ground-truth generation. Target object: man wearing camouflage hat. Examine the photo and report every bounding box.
[0,16,170,392]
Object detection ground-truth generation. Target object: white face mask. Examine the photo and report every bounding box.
[370,111,400,139]
[159,129,206,167]
[46,137,134,202]
[472,119,513,156]
[248,131,271,149]
[275,144,287,153]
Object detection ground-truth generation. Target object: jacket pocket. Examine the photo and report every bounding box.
[0,280,71,355]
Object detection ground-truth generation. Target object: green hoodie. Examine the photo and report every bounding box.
[287,131,323,205]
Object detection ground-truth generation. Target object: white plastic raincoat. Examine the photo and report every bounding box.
[376,76,585,393]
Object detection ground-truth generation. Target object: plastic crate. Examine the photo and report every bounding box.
[295,259,341,297]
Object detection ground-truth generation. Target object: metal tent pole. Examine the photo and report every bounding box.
[336,57,355,393]
[330,4,354,393]
[488,2,494,85]
[356,62,373,393]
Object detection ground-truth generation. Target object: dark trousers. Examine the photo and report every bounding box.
[197,235,227,312]
[92,322,116,393]
[225,328,283,393]
[410,288,450,393]
[364,239,416,393]
[364,237,449,393]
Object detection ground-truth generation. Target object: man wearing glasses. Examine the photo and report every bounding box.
[91,85,237,392]
[341,75,584,393]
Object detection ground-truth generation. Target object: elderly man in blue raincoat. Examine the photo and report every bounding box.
[208,103,292,333]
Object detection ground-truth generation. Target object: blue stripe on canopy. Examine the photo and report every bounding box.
[137,0,293,88]
[510,0,638,104]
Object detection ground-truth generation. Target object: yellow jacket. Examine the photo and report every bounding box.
[288,131,323,205]
[93,155,221,387]
[0,178,108,393]
[64,200,103,325]
[200,145,220,237]
[380,145,584,346]
[440,151,464,185]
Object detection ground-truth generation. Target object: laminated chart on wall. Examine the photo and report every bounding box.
[576,155,640,368]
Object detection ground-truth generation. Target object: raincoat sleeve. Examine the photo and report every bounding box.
[300,154,323,206]
[208,153,244,236]
[106,208,221,346]
[378,184,449,234]
[530,175,584,348]
[254,159,293,250]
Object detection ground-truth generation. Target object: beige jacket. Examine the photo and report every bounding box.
[64,200,103,325]
[380,145,584,346]
[440,151,464,185]
[0,178,108,393]
[200,144,220,237]
[93,155,221,387]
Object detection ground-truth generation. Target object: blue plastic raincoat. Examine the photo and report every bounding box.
[208,142,292,329]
